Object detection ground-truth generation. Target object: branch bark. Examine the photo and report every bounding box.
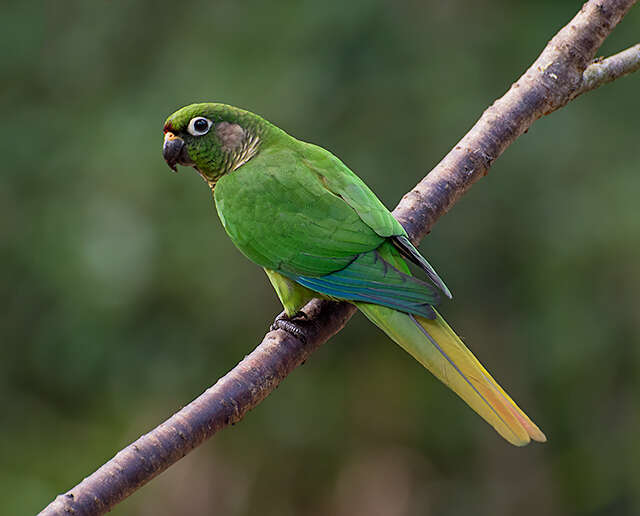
[40,1,638,514]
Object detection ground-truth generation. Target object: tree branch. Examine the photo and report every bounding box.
[40,1,638,514]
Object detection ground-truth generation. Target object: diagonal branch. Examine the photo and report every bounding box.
[40,1,638,514]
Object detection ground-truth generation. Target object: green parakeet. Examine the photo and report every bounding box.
[162,103,546,446]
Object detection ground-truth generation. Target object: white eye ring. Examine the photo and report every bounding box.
[187,117,213,136]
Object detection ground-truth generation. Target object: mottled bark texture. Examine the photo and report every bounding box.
[40,1,638,514]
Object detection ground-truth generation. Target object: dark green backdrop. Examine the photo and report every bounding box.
[2,1,639,515]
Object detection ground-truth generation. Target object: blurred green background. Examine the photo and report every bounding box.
[2,1,639,515]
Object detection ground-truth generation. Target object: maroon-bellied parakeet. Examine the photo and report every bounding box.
[162,103,545,446]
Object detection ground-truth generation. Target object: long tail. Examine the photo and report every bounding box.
[356,302,546,446]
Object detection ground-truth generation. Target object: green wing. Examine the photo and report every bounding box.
[298,142,451,297]
[214,137,448,303]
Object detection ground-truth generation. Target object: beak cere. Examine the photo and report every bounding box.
[163,132,192,172]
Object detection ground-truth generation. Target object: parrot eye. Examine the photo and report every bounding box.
[187,117,212,136]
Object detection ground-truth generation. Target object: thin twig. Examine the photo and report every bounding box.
[40,1,638,514]
[576,43,640,95]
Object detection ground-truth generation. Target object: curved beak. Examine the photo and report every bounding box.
[163,132,193,172]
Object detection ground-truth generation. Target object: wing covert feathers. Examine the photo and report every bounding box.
[357,303,546,446]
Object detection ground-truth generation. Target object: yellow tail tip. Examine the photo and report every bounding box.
[505,410,547,446]
[529,426,547,443]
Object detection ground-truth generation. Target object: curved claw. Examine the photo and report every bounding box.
[270,312,308,343]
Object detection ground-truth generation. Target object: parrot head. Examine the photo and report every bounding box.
[162,103,265,185]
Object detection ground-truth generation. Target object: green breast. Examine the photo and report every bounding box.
[213,144,384,277]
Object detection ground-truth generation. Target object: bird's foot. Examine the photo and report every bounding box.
[271,311,308,343]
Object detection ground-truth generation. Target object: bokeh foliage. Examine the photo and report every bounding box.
[1,1,639,515]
